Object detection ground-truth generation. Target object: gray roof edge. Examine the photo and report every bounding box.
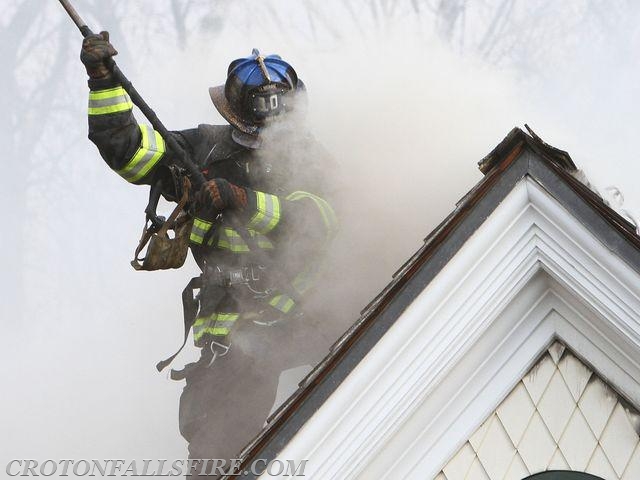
[527,154,640,273]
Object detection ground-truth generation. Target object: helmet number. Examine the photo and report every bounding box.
[253,93,280,114]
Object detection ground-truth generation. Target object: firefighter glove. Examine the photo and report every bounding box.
[195,178,248,216]
[80,31,118,79]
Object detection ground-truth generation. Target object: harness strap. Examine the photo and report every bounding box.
[155,275,202,372]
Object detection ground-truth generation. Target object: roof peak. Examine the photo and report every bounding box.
[478,124,577,175]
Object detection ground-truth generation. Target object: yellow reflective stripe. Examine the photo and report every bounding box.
[89,87,127,100]
[195,323,237,338]
[88,86,133,115]
[194,313,239,328]
[248,192,281,234]
[191,222,278,251]
[194,326,230,341]
[211,327,232,335]
[190,218,213,245]
[286,191,337,234]
[193,313,239,342]
[116,125,165,183]
[217,227,274,252]
[268,294,295,314]
[217,240,249,252]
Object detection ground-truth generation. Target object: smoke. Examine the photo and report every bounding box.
[4,0,640,477]
[305,36,521,323]
[154,13,528,342]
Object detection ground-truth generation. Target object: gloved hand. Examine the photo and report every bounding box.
[80,31,118,79]
[195,178,248,217]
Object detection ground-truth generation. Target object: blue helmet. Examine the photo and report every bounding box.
[209,49,305,136]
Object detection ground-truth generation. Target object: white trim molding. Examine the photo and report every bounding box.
[259,177,640,480]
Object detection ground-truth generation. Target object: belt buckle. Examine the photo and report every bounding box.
[211,265,265,288]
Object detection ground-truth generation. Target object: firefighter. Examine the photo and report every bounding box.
[81,33,337,474]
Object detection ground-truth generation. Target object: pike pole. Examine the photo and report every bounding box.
[57,0,207,189]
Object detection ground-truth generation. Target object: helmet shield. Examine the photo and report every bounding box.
[249,83,290,120]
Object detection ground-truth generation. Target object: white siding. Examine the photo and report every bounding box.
[439,342,640,480]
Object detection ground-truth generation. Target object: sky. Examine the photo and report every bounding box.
[2,1,640,478]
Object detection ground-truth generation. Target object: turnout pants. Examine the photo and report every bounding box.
[178,316,311,477]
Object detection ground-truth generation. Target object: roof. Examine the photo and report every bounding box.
[228,126,640,478]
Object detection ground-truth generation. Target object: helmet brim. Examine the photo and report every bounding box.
[209,85,260,136]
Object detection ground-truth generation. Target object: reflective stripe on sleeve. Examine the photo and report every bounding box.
[88,86,133,115]
[116,125,166,183]
[190,218,214,245]
[286,191,338,237]
[248,192,281,234]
